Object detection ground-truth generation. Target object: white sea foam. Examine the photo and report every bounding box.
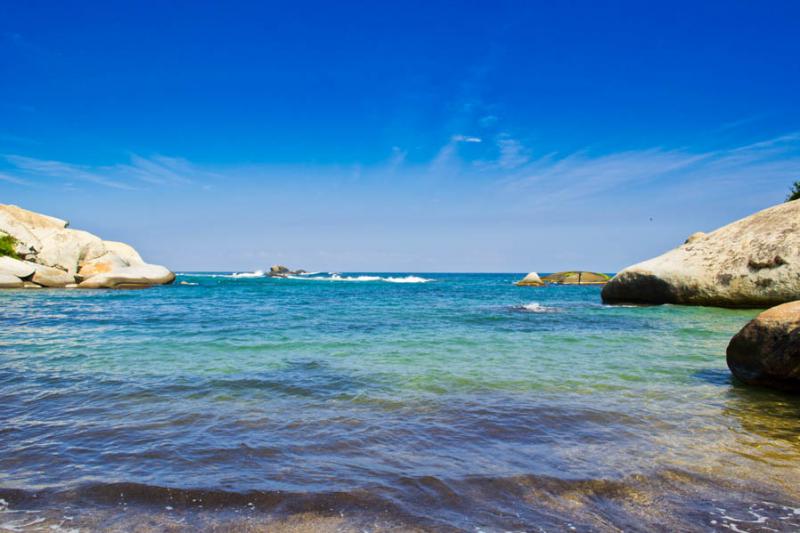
[184,271,266,279]
[183,272,432,283]
[230,270,265,278]
[284,274,432,283]
[518,302,558,313]
[384,276,432,283]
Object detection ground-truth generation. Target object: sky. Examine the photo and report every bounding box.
[1,1,799,272]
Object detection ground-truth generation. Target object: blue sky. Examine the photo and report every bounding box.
[1,1,799,272]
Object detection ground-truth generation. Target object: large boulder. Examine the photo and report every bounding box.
[36,228,107,274]
[102,241,144,266]
[0,204,68,261]
[78,264,176,289]
[727,301,800,391]
[31,263,76,288]
[0,273,23,288]
[78,252,128,279]
[0,256,36,278]
[602,200,800,308]
[515,272,544,286]
[0,204,67,232]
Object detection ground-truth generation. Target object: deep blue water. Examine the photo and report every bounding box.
[2,273,800,531]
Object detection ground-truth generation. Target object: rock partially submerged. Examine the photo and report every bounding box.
[602,200,800,308]
[727,301,800,391]
[515,272,544,286]
[541,271,610,285]
[268,265,307,278]
[0,204,174,290]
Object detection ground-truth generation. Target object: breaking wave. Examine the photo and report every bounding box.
[285,274,433,283]
[230,270,265,278]
[514,302,558,313]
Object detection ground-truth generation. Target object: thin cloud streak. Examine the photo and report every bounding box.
[1,153,210,190]
[0,171,31,186]
[498,133,800,205]
[5,155,135,190]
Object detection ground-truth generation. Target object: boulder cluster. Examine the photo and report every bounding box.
[599,199,800,392]
[0,204,174,289]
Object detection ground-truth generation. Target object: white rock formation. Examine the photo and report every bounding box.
[0,273,23,288]
[0,204,174,290]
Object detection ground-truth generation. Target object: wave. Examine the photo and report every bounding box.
[230,270,265,278]
[284,274,433,283]
[384,276,432,283]
[179,271,266,279]
[515,302,558,313]
[178,272,432,283]
[3,469,798,532]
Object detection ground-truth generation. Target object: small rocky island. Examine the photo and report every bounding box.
[267,265,307,277]
[0,204,175,289]
[515,271,610,286]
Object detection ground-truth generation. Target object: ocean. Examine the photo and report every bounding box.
[2,273,799,531]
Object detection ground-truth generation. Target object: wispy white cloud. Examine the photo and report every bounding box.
[452,134,482,143]
[500,133,800,205]
[0,171,30,186]
[1,153,209,190]
[4,155,135,190]
[495,135,530,169]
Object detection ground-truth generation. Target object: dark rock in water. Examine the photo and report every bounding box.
[602,200,800,308]
[268,265,307,277]
[541,271,610,285]
[727,301,800,391]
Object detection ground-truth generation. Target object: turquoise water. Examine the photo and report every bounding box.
[2,273,800,531]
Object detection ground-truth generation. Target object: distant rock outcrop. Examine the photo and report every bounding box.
[727,301,800,391]
[0,204,175,289]
[515,272,544,286]
[541,271,610,285]
[268,265,307,277]
[602,200,800,307]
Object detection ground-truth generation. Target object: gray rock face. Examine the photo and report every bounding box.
[603,200,800,308]
[0,204,174,290]
[727,301,800,391]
